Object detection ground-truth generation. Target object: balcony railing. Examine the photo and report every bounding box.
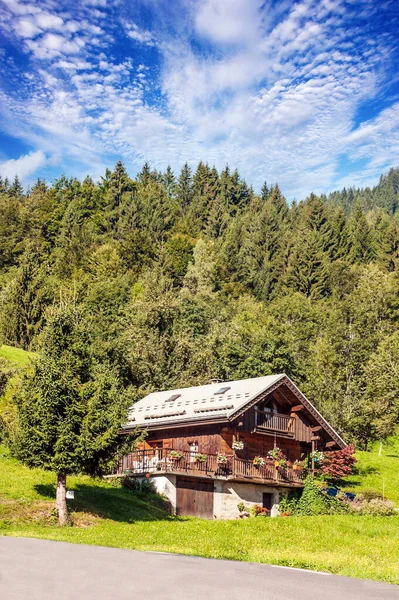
[255,411,295,435]
[113,448,303,486]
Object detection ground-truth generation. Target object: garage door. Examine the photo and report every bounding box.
[176,477,214,519]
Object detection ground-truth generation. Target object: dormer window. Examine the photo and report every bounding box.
[215,386,231,395]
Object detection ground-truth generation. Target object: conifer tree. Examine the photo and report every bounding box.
[8,304,135,525]
[176,163,193,210]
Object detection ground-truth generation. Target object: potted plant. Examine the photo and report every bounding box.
[293,460,302,471]
[232,440,244,450]
[217,453,228,464]
[194,453,208,463]
[253,456,266,467]
[169,450,184,461]
[309,450,324,464]
[267,447,288,468]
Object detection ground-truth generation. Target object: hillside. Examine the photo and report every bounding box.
[0,443,398,583]
[0,163,398,450]
[341,436,399,504]
[0,345,35,368]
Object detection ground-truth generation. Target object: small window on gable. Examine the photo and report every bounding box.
[215,386,231,395]
[167,393,181,402]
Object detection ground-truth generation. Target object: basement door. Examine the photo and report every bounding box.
[176,477,214,519]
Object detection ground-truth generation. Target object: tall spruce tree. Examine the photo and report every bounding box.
[8,305,135,524]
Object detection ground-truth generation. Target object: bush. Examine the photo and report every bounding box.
[357,489,383,501]
[121,477,156,494]
[249,504,269,517]
[320,444,357,482]
[296,476,348,515]
[350,498,396,516]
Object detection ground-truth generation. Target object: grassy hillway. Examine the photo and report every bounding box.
[0,444,399,584]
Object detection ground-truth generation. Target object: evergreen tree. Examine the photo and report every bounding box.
[8,305,136,524]
[176,163,193,210]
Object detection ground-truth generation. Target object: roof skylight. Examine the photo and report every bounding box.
[215,386,231,395]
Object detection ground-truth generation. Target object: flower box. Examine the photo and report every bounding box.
[217,453,228,464]
[169,450,184,461]
[195,453,208,463]
[232,441,244,450]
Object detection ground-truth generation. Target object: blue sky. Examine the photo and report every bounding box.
[0,0,398,199]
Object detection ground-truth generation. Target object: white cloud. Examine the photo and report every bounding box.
[35,13,64,30]
[123,22,155,46]
[195,0,263,45]
[17,18,42,38]
[0,150,47,181]
[0,0,396,198]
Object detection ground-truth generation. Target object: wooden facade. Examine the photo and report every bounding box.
[116,376,345,518]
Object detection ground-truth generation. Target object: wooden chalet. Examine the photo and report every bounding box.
[117,374,345,519]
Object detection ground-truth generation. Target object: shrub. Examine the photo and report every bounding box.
[297,476,348,515]
[350,498,396,516]
[320,445,357,482]
[358,489,382,501]
[278,493,300,516]
[250,504,269,517]
[122,477,156,494]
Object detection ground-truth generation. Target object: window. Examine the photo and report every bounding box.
[188,441,198,462]
[167,393,181,402]
[215,386,231,395]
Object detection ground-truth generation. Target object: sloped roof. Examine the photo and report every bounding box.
[126,374,285,427]
[124,373,346,449]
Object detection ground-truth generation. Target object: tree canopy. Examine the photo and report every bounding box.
[0,162,398,449]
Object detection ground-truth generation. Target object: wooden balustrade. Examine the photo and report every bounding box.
[115,448,303,485]
[256,412,295,435]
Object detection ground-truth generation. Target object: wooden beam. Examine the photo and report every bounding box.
[325,441,336,448]
[311,425,322,433]
[310,435,321,441]
[291,405,304,412]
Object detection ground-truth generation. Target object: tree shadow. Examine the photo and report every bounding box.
[352,464,379,476]
[34,481,188,524]
[35,484,56,499]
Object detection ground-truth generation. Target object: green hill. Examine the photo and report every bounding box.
[341,436,399,504]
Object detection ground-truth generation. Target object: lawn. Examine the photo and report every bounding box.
[0,344,36,368]
[0,445,398,584]
[341,435,399,504]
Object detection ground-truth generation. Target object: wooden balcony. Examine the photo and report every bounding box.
[255,411,295,436]
[112,448,304,487]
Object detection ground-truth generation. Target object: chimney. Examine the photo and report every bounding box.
[209,377,224,384]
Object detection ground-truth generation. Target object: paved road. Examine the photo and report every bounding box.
[0,536,398,600]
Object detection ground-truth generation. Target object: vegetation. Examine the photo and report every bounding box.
[5,305,140,525]
[0,163,398,447]
[0,345,35,367]
[340,435,399,504]
[0,445,398,583]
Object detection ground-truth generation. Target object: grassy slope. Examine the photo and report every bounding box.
[0,344,36,367]
[1,445,398,583]
[341,435,399,504]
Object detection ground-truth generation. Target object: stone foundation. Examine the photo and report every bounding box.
[146,474,290,519]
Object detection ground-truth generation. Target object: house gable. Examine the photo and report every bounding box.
[124,374,345,450]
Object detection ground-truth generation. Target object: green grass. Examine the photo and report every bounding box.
[0,345,36,368]
[341,435,399,504]
[1,445,399,584]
